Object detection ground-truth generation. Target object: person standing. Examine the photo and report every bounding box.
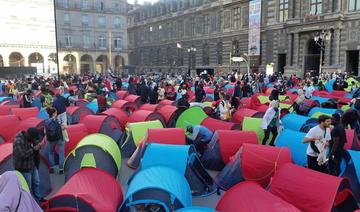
[96,91,108,113]
[329,114,347,176]
[303,115,332,173]
[261,100,281,146]
[303,81,315,99]
[233,81,242,99]
[23,89,33,108]
[195,82,206,103]
[12,128,42,202]
[45,108,65,174]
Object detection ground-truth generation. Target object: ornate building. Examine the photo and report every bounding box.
[56,0,129,75]
[127,0,360,77]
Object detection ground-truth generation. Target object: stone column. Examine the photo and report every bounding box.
[2,54,9,66]
[294,33,300,66]
[287,34,293,66]
[324,35,331,66]
[333,29,341,65]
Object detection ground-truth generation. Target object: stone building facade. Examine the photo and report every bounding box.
[127,0,360,77]
[56,0,129,75]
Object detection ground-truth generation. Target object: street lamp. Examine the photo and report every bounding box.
[187,47,196,76]
[314,30,332,76]
[231,53,250,75]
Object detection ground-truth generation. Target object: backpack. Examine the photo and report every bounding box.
[45,119,62,142]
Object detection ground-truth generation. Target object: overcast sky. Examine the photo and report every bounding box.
[127,0,158,4]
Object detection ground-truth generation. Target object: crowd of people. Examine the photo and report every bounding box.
[0,69,359,206]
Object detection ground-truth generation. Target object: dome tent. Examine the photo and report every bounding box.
[138,143,215,197]
[63,124,89,157]
[281,113,318,133]
[128,128,186,169]
[66,106,94,124]
[43,168,123,212]
[232,108,264,124]
[0,115,20,143]
[119,166,192,212]
[156,105,182,127]
[124,94,142,107]
[11,107,39,120]
[120,120,164,157]
[128,109,166,126]
[101,108,129,130]
[111,99,137,114]
[216,143,292,190]
[63,134,121,181]
[201,130,258,171]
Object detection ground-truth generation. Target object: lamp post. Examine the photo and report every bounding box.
[187,47,196,77]
[232,53,250,75]
[53,0,60,80]
[314,30,332,76]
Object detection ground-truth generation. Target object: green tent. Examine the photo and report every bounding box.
[341,104,351,112]
[121,120,164,157]
[279,103,294,112]
[345,77,359,92]
[258,95,290,104]
[176,106,208,129]
[15,171,30,193]
[64,133,121,181]
[242,117,272,145]
[311,112,332,119]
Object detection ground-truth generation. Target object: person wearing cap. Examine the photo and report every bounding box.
[329,113,347,176]
[12,128,43,202]
[186,125,213,154]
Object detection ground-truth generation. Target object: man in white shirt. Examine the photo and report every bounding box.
[303,115,332,173]
[303,81,315,99]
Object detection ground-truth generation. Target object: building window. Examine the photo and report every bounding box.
[81,15,89,27]
[114,17,121,28]
[98,1,105,11]
[310,0,322,15]
[98,16,105,28]
[202,43,210,66]
[232,7,241,29]
[83,35,90,48]
[232,40,240,57]
[114,3,120,12]
[279,0,288,22]
[80,0,88,9]
[217,41,223,65]
[349,0,360,11]
[190,17,196,36]
[64,13,70,25]
[65,35,72,47]
[63,0,69,8]
[203,15,209,34]
[114,38,122,49]
[98,36,106,49]
[178,20,184,37]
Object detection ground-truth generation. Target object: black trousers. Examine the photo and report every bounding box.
[307,155,327,173]
[262,125,278,146]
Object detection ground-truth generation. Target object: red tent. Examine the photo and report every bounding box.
[239,97,252,108]
[216,181,301,212]
[139,103,159,112]
[156,105,181,127]
[128,110,165,125]
[101,108,128,130]
[76,99,89,107]
[232,108,264,124]
[111,99,137,113]
[43,168,123,212]
[17,117,45,137]
[124,94,142,107]
[0,105,19,115]
[158,99,175,107]
[11,107,39,120]
[0,115,20,143]
[0,100,18,106]
[63,124,89,157]
[201,117,240,132]
[269,163,358,212]
[128,128,186,169]
[116,90,129,99]
[345,129,360,150]
[66,106,94,124]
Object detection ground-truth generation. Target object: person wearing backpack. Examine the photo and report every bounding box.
[45,107,64,174]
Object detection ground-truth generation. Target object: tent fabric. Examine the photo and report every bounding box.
[242,117,267,144]
[124,94,142,107]
[116,90,129,99]
[101,108,128,130]
[66,106,94,124]
[159,99,175,106]
[0,100,18,106]
[139,103,159,111]
[127,128,186,169]
[308,107,341,117]
[128,110,165,125]
[14,170,30,193]
[140,143,215,197]
[0,115,20,143]
[0,105,18,116]
[80,115,123,143]
[0,143,52,198]
[111,99,137,112]
[86,101,98,113]
[63,124,89,157]
[269,163,351,212]
[202,130,258,171]
[43,168,123,212]
[241,144,292,187]
[275,129,307,166]
[200,117,240,132]
[17,117,45,137]
[37,108,49,120]
[325,79,335,93]
[176,107,208,129]
[11,107,39,120]
[282,113,316,132]
[76,99,89,107]
[346,150,360,202]
[216,181,301,212]
[156,105,181,127]
[232,108,263,124]
[311,96,330,104]
[176,206,217,212]
[345,129,360,150]
[120,166,192,211]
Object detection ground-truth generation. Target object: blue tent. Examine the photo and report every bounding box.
[176,207,216,212]
[308,107,342,117]
[0,82,4,93]
[289,88,298,93]
[86,101,98,113]
[37,108,49,119]
[344,150,360,202]
[225,84,234,91]
[324,79,335,93]
[62,93,70,98]
[281,114,317,132]
[345,93,353,98]
[275,129,307,166]
[32,97,42,109]
[122,82,129,88]
[0,96,11,103]
[140,143,215,197]
[311,96,330,104]
[119,166,192,212]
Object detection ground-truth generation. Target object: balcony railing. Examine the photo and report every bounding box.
[56,2,125,14]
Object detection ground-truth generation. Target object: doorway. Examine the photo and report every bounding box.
[304,39,322,76]
[277,54,286,74]
[347,51,359,76]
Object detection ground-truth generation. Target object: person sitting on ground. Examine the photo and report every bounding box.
[303,115,331,173]
[261,100,281,146]
[186,125,213,154]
